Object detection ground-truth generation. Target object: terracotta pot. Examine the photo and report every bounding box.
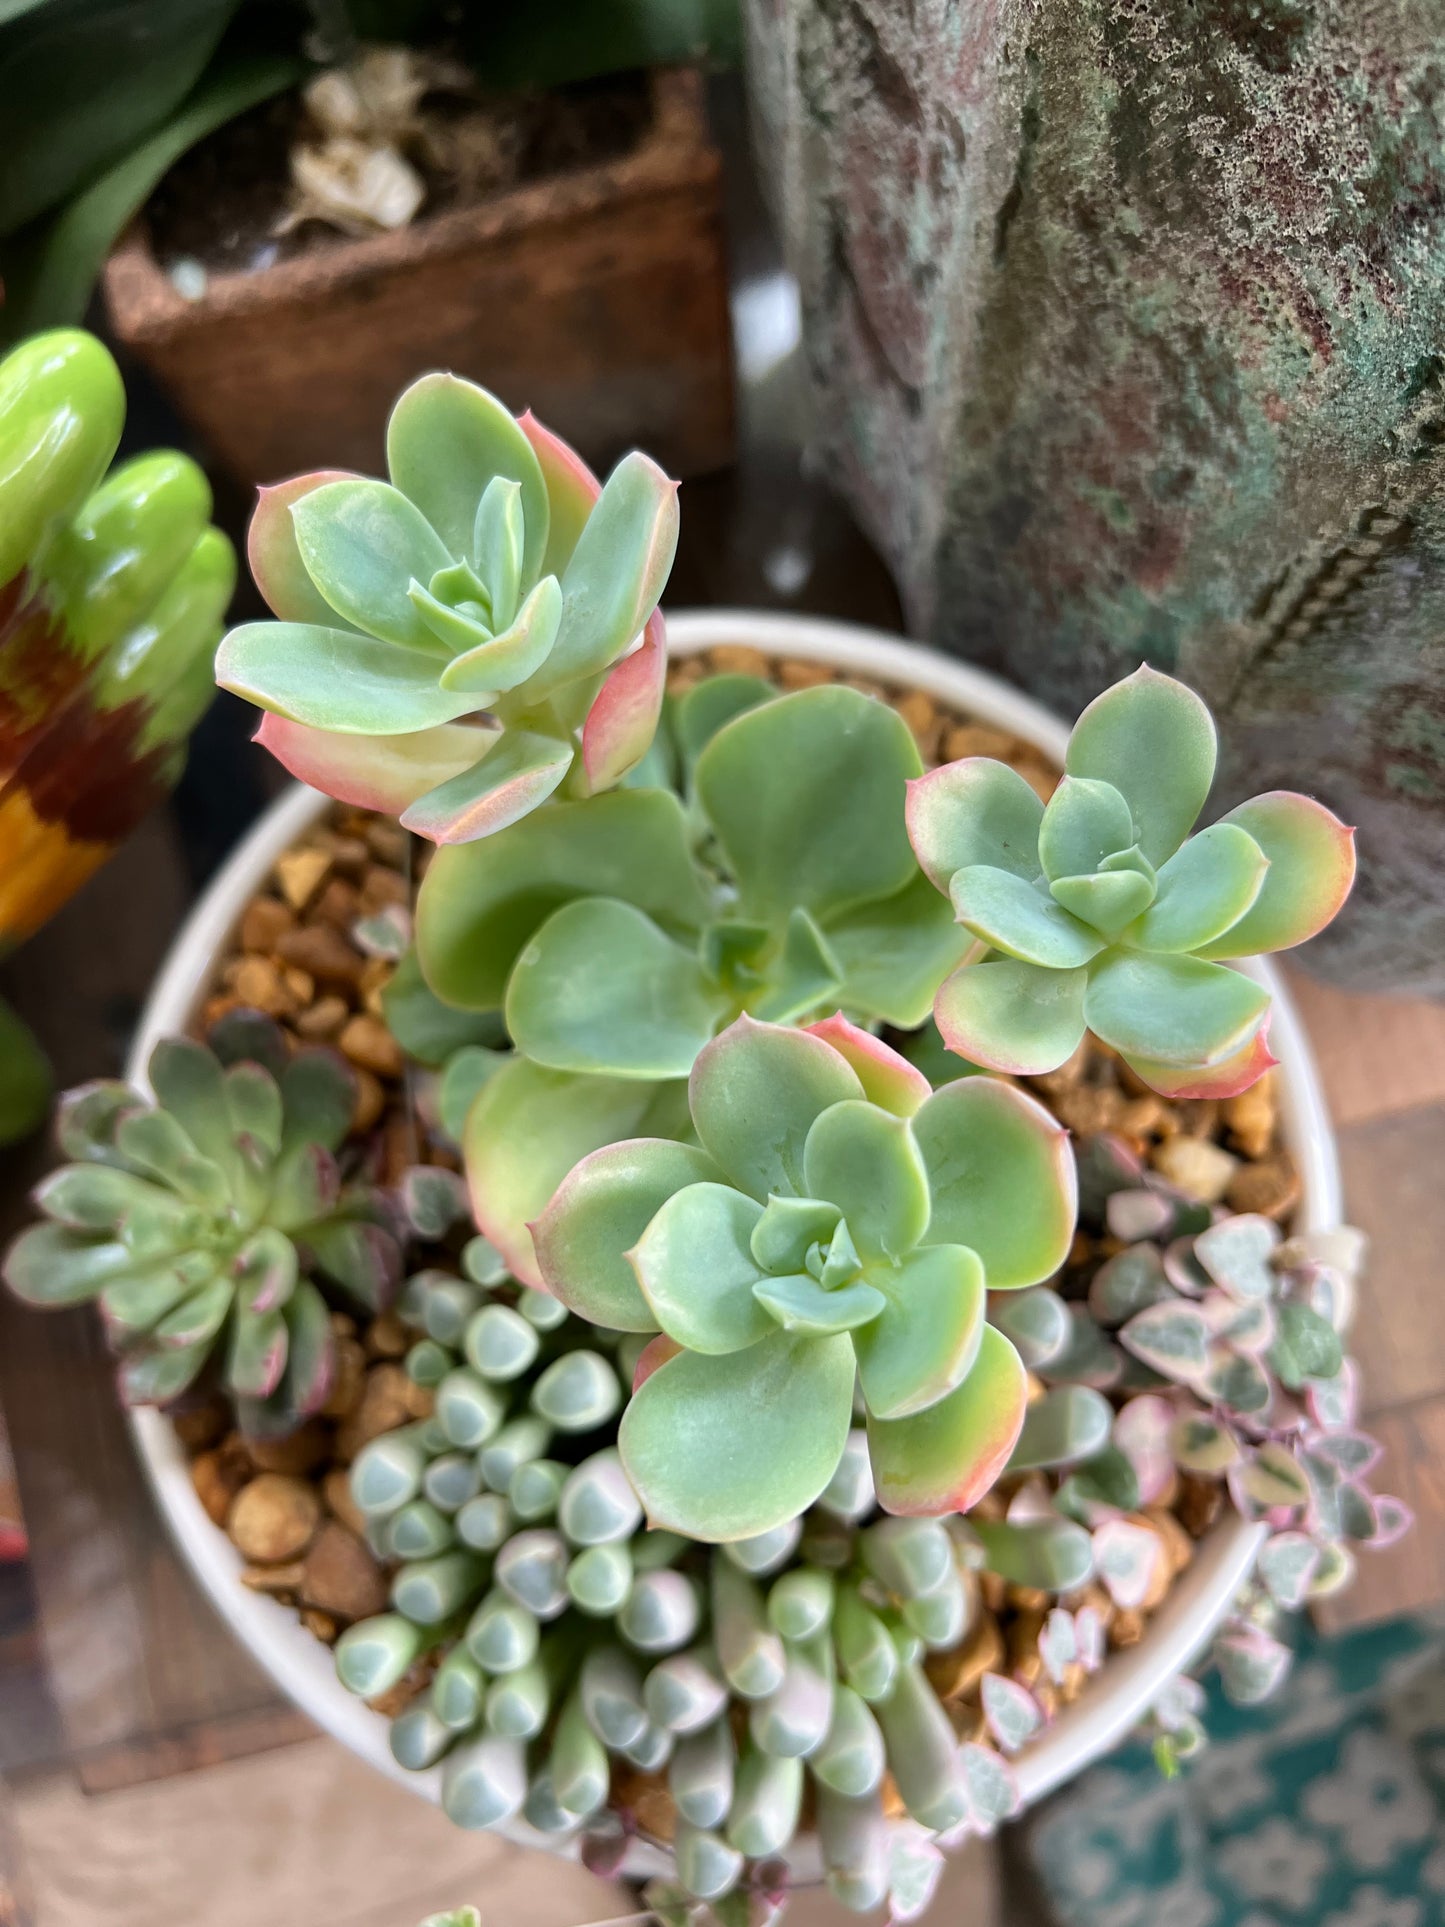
[102,69,734,489]
[124,611,1339,1878]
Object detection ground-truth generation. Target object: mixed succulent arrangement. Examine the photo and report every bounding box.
[2,365,1399,1922]
[0,326,232,1141]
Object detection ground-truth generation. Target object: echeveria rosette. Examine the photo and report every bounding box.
[532,1015,1076,1541]
[907,666,1356,1098]
[1,1014,401,1436]
[416,683,968,1283]
[216,373,678,845]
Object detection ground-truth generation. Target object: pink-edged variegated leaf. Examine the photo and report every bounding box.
[1112,1394,1177,1504]
[632,1332,682,1391]
[803,1012,932,1117]
[1305,1430,1381,1481]
[1201,1289,1276,1353]
[1119,1299,1211,1383]
[248,470,362,626]
[1239,1442,1312,1512]
[1368,1494,1414,1548]
[1199,792,1356,959]
[1038,1608,1078,1684]
[1120,1019,1279,1100]
[581,607,666,792]
[1152,1672,1207,1733]
[518,407,601,577]
[887,1823,947,1924]
[1092,1517,1161,1609]
[254,713,492,815]
[1162,1232,1213,1296]
[1206,1347,1273,1416]
[1004,1476,1056,1525]
[980,1673,1045,1753]
[1306,1359,1359,1432]
[955,1743,1021,1829]
[1257,1530,1320,1609]
[400,729,572,844]
[1106,1187,1176,1245]
[1195,1213,1280,1300]
[1215,1623,1292,1704]
[1075,1605,1105,1672]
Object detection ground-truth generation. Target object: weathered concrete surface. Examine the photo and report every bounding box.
[746,0,1445,993]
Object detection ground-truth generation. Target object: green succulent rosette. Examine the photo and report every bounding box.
[414,680,969,1283]
[906,666,1356,1097]
[216,373,678,846]
[532,1014,1076,1540]
[3,1014,401,1434]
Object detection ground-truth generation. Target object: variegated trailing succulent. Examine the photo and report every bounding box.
[216,372,677,845]
[3,1014,401,1435]
[412,676,968,1284]
[907,667,1356,1099]
[1015,1133,1410,1712]
[533,1013,1075,1541]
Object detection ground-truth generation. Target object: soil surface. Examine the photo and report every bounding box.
[145,70,655,277]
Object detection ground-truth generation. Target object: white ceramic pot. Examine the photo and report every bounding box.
[125,611,1340,1867]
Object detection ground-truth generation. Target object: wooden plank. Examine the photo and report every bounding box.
[1283,966,1445,1128]
[1335,1102,1445,1414]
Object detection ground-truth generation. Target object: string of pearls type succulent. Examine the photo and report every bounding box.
[337,1252,1116,1915]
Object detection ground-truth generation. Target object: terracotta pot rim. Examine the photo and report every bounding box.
[124,609,1338,1876]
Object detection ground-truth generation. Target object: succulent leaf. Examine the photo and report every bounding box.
[905,758,1044,890]
[934,957,1089,1076]
[1064,666,1216,866]
[866,1326,1028,1515]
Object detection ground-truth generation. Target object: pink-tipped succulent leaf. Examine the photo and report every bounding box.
[218,373,679,843]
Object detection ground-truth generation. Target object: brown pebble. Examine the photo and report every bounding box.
[708,642,771,678]
[1007,1608,1046,1687]
[1152,1134,1238,1204]
[1178,1474,1225,1538]
[276,846,332,911]
[192,1447,251,1527]
[240,895,295,952]
[1051,1083,1127,1136]
[895,689,940,757]
[1224,1073,1279,1160]
[321,1336,367,1420]
[368,1657,435,1718]
[277,922,364,988]
[359,864,409,915]
[334,1363,413,1460]
[1143,1506,1196,1579]
[612,1766,679,1844]
[943,722,1018,761]
[1176,1099,1220,1141]
[1110,1608,1145,1649]
[946,1703,989,1745]
[1118,1095,1171,1145]
[340,1013,404,1079]
[880,1772,907,1821]
[202,994,243,1028]
[1058,1662,1087,1705]
[171,1400,229,1451]
[245,1420,332,1477]
[301,1521,390,1620]
[313,877,360,930]
[225,954,297,1017]
[295,994,350,1041]
[358,957,393,1018]
[301,1608,339,1644]
[351,1068,386,1135]
[228,1474,323,1564]
[980,1571,1007,1614]
[778,657,833,689]
[323,1467,370,1539]
[364,820,410,867]
[1033,1042,1090,1095]
[240,1560,306,1595]
[1006,1584,1049,1613]
[1224,1154,1301,1221]
[364,1311,411,1360]
[404,1380,436,1420]
[926,1611,1005,1703]
[1013,754,1058,801]
[325,833,370,879]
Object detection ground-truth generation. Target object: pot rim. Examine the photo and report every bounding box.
[124,609,1339,1867]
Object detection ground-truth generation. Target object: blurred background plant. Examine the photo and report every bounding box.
[0,326,232,1142]
[0,0,742,345]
